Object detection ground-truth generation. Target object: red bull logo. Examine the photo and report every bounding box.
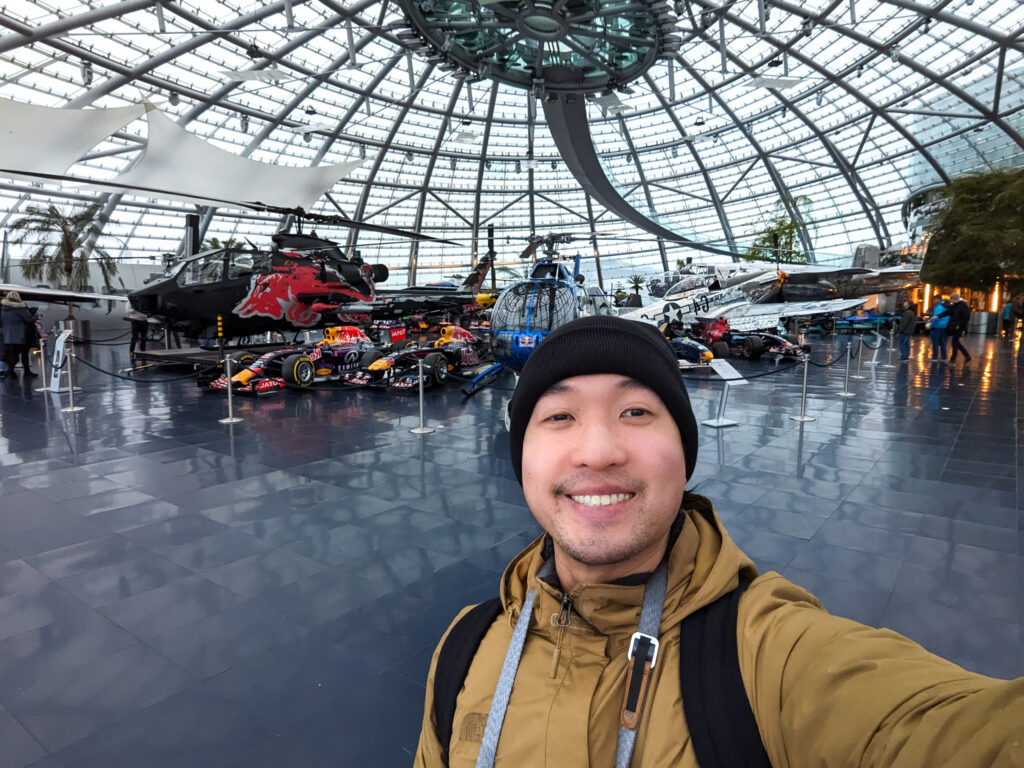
[232,262,374,328]
[233,272,321,327]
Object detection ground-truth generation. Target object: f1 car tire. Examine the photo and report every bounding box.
[712,341,730,359]
[741,336,764,360]
[424,352,449,385]
[282,354,316,386]
[229,350,257,367]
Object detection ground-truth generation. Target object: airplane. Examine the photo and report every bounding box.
[128,230,493,342]
[620,266,868,333]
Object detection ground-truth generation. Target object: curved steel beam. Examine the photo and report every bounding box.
[642,72,737,254]
[407,80,465,285]
[471,83,500,268]
[541,92,741,258]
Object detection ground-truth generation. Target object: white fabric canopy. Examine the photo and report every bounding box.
[0,99,145,177]
[114,107,362,210]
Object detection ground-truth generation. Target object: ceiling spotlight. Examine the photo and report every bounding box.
[768,58,782,68]
[359,144,367,160]
[80,61,93,86]
[550,160,557,170]
[450,157,457,170]
[168,91,180,106]
[816,91,824,106]
[240,114,249,132]
[485,160,492,170]
[671,146,678,158]
[304,106,317,115]
[302,132,312,143]
[694,117,705,126]
[922,19,930,32]
[406,151,414,161]
[515,160,522,173]
[889,45,900,62]
[246,42,261,59]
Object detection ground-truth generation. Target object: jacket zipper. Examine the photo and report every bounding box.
[550,592,574,678]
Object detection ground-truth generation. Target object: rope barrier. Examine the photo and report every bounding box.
[74,355,215,384]
[681,358,807,381]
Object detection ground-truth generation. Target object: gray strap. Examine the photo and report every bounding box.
[474,560,554,768]
[615,559,669,768]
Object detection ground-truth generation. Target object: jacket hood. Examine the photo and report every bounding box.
[499,501,757,639]
[2,294,26,308]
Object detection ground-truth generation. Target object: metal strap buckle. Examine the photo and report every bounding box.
[627,631,660,669]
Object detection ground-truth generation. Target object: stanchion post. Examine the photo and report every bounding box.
[837,341,856,397]
[884,324,896,367]
[218,354,244,424]
[411,357,435,434]
[851,336,867,379]
[34,337,48,392]
[790,354,816,422]
[61,321,84,413]
[866,331,883,366]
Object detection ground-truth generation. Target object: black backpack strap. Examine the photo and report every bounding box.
[433,597,504,767]
[680,581,772,768]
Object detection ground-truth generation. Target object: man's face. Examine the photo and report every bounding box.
[521,373,687,584]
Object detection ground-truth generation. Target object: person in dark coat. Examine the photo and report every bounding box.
[947,292,972,364]
[1,291,37,375]
[896,301,918,361]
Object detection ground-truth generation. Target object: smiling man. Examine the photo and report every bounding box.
[414,316,1022,768]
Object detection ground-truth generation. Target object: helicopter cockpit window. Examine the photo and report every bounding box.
[228,252,255,279]
[491,282,578,332]
[177,253,225,287]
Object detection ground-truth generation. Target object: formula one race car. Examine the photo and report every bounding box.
[689,318,809,361]
[205,325,382,394]
[340,323,484,392]
[666,335,714,365]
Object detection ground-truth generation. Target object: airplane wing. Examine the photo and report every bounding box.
[724,298,867,320]
[0,283,129,304]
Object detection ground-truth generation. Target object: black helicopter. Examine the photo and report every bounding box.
[129,230,492,341]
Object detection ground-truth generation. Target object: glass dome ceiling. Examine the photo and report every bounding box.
[0,0,1021,288]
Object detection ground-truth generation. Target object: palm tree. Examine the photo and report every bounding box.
[8,204,118,291]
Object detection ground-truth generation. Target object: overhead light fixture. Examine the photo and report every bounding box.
[816,91,824,106]
[359,144,367,160]
[515,160,522,173]
[80,61,93,86]
[240,114,249,132]
[768,58,782,68]
[889,45,900,62]
[246,42,261,59]
[550,160,557,170]
[485,160,492,170]
[695,117,705,126]
[406,151,414,161]
[302,132,311,143]
[168,91,180,106]
[304,106,317,115]
[450,157,457,170]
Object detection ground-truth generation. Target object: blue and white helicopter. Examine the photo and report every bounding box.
[462,234,613,395]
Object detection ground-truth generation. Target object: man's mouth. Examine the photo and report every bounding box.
[567,493,635,507]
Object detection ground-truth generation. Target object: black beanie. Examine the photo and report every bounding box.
[508,315,698,484]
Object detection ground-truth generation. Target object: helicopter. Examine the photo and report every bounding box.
[462,235,613,396]
[129,229,492,342]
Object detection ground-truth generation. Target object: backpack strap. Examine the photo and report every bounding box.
[680,581,772,768]
[433,597,504,767]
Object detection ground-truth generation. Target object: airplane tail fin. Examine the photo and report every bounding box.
[462,255,492,293]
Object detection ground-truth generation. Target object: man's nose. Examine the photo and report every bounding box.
[569,418,628,468]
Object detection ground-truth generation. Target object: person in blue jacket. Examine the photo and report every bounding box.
[928,296,951,361]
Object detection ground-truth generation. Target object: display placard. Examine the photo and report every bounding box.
[49,329,72,393]
[708,358,748,384]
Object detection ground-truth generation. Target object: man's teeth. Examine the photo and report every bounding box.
[569,493,633,507]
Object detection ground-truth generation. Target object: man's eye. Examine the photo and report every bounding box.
[623,408,650,418]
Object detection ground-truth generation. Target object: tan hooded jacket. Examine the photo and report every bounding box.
[414,504,1023,767]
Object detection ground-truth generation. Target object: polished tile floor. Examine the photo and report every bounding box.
[0,332,1021,767]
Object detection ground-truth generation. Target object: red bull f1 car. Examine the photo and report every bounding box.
[205,326,382,394]
[340,323,484,392]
